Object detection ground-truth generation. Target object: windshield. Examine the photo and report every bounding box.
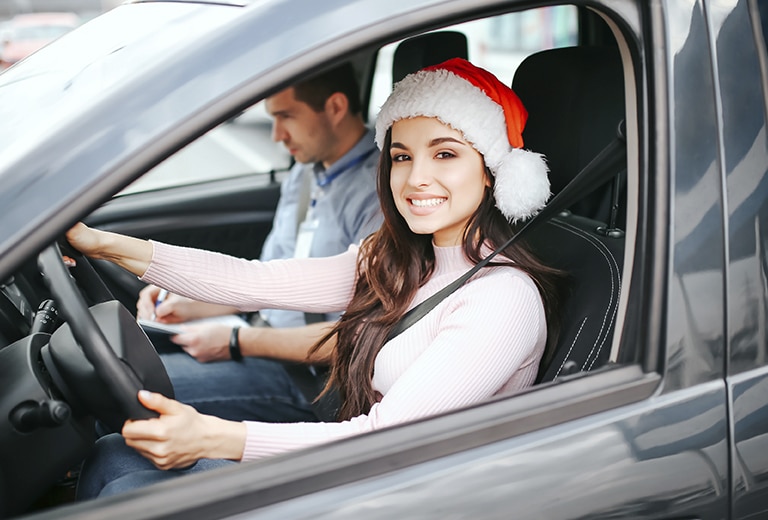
[0,2,241,176]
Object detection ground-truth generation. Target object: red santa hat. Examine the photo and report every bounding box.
[375,58,550,222]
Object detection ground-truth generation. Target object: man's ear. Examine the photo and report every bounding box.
[324,92,349,126]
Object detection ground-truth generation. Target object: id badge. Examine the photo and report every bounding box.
[294,218,318,259]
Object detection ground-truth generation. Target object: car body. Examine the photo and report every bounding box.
[0,12,79,69]
[0,0,767,518]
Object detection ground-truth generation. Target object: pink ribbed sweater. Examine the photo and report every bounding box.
[142,241,546,461]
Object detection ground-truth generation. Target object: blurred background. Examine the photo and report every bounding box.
[0,0,118,18]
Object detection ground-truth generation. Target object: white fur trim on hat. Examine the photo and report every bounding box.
[375,68,550,222]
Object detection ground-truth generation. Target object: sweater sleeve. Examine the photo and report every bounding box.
[241,272,546,460]
[140,241,359,313]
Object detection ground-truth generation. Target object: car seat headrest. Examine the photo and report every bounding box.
[392,31,469,85]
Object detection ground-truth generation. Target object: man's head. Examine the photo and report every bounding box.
[266,62,364,167]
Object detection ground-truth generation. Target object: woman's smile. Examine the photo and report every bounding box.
[407,195,447,216]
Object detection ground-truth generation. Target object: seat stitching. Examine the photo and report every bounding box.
[554,316,587,379]
[581,228,622,371]
[551,219,622,372]
[552,220,616,359]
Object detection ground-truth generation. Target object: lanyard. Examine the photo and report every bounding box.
[314,147,376,190]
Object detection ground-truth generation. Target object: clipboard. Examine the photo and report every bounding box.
[138,319,184,337]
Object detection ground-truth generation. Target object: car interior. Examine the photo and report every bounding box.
[0,4,636,517]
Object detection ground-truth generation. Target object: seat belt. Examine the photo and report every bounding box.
[386,121,627,343]
[293,166,326,324]
[295,165,314,231]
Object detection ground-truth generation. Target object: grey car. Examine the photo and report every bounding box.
[0,0,767,518]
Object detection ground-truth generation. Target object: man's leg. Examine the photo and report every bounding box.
[161,352,319,423]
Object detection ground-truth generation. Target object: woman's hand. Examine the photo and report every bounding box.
[65,222,104,258]
[122,391,246,470]
[64,222,154,276]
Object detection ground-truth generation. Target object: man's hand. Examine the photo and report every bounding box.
[123,390,245,470]
[136,285,239,323]
[136,285,208,323]
[170,323,232,362]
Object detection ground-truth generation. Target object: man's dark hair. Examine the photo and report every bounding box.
[293,62,362,115]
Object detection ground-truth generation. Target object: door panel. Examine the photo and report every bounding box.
[237,382,728,519]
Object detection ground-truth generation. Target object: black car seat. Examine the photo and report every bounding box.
[528,213,624,383]
[391,30,468,85]
[511,46,627,383]
[513,45,626,228]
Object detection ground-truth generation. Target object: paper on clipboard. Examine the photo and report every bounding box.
[138,319,184,337]
[138,314,249,337]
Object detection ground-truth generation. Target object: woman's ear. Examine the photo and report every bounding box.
[484,166,493,188]
[324,92,349,126]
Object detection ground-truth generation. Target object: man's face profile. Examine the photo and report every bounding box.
[266,87,335,165]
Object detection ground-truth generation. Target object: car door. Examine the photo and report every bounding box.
[718,1,768,517]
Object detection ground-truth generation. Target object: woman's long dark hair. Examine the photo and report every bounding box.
[310,129,564,421]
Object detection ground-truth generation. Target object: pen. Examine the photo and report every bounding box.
[151,289,169,321]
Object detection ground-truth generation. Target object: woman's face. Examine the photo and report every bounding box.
[389,116,489,247]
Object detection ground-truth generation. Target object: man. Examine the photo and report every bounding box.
[136,62,381,423]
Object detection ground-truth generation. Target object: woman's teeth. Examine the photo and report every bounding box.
[411,198,445,207]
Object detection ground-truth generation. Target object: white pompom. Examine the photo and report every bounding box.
[493,148,550,222]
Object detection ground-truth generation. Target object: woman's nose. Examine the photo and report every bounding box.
[407,157,433,187]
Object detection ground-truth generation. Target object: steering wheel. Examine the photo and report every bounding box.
[37,241,173,431]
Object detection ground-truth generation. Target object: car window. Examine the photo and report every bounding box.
[122,100,291,194]
[123,6,577,196]
[368,6,578,122]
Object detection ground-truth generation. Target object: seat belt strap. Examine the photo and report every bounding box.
[295,165,314,234]
[293,166,326,325]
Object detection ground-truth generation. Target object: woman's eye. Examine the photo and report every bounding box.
[436,151,456,159]
[392,153,410,162]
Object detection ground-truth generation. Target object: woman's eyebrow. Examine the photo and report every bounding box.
[429,137,466,147]
[391,137,466,150]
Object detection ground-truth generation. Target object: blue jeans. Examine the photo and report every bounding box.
[161,352,320,423]
[78,354,321,500]
[76,434,237,499]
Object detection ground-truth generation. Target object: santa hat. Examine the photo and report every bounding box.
[375,58,550,222]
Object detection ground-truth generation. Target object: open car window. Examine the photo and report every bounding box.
[121,6,579,196]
